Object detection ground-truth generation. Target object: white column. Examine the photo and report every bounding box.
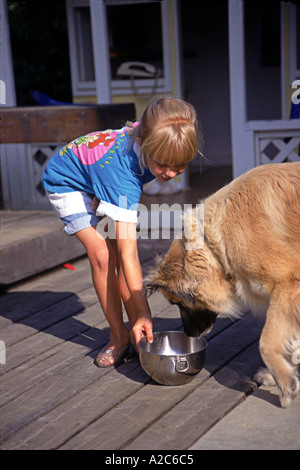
[0,0,16,106]
[172,0,190,189]
[0,0,20,209]
[90,0,112,104]
[228,0,255,177]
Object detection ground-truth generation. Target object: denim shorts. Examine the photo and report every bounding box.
[46,190,101,236]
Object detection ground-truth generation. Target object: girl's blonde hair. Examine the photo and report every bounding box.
[128,97,202,167]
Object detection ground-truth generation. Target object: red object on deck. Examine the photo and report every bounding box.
[63,263,76,271]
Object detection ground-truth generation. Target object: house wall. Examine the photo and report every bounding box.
[180,0,282,169]
[180,0,231,168]
[70,1,283,170]
[245,0,281,121]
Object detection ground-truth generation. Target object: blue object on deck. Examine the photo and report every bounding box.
[30,90,74,106]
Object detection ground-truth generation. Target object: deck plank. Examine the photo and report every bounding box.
[0,359,148,450]
[59,315,261,450]
[125,342,262,450]
[1,250,293,451]
[190,385,300,450]
[0,251,271,450]
[0,312,181,445]
[1,167,299,451]
[1,306,182,408]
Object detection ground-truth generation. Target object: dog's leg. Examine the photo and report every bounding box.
[254,367,276,387]
[257,286,300,408]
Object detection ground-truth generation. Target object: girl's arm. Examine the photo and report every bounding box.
[116,221,153,347]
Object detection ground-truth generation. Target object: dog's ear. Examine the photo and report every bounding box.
[144,242,198,310]
[145,268,196,308]
[145,255,185,296]
[144,240,187,297]
[144,254,166,295]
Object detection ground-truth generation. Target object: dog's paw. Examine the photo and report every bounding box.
[253,367,276,387]
[279,377,300,408]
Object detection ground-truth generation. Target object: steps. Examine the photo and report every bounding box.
[0,210,86,286]
[0,210,173,287]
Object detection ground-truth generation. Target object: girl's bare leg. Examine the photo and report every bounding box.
[75,226,129,351]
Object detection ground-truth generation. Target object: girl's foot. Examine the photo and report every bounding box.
[95,343,129,368]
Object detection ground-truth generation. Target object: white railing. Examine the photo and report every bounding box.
[245,120,300,166]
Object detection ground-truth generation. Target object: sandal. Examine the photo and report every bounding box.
[95,343,129,368]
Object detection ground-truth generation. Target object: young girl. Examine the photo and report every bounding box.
[42,97,201,367]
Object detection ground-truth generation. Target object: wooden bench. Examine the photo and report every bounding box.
[0,103,135,143]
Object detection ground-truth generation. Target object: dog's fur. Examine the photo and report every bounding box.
[146,162,300,407]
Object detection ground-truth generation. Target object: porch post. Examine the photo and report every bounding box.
[0,0,20,209]
[90,0,112,103]
[228,0,255,177]
[0,0,16,106]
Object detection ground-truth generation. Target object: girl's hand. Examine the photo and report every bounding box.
[132,313,153,350]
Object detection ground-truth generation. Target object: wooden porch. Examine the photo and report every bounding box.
[1,167,299,451]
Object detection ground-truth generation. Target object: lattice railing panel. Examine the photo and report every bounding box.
[255,131,300,166]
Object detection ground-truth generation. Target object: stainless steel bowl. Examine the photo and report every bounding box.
[139,331,207,386]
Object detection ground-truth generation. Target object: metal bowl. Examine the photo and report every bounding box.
[139,331,207,386]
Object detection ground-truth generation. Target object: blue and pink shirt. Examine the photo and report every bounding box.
[42,125,155,223]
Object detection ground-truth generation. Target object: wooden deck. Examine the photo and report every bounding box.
[1,167,299,451]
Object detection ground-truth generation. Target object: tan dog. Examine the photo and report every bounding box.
[146,162,300,407]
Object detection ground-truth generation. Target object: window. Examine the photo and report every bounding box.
[67,1,96,95]
[73,6,95,82]
[67,0,172,98]
[290,2,300,82]
[107,2,163,80]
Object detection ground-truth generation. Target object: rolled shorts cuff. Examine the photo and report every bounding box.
[62,212,101,235]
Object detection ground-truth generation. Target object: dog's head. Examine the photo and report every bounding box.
[145,238,227,336]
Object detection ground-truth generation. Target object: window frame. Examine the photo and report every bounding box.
[66,0,173,98]
[289,2,300,82]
